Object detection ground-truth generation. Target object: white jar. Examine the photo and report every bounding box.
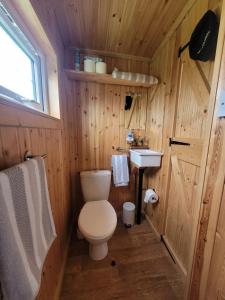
[84,59,96,72]
[96,62,107,74]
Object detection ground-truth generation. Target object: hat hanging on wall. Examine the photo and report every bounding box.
[178,10,219,61]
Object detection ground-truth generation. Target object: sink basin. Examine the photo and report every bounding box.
[130,149,163,167]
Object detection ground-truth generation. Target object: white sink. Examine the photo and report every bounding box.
[130,149,163,167]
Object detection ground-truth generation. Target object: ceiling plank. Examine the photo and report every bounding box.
[37,0,191,57]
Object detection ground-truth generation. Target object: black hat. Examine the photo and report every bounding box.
[178,10,219,61]
[189,10,219,61]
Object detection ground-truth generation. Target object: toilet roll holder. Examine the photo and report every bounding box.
[135,168,159,224]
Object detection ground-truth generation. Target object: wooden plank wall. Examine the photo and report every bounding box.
[8,1,224,299]
[65,50,158,213]
[65,49,150,74]
[63,1,225,299]
[65,52,151,213]
[143,0,224,297]
[0,2,152,298]
[144,34,178,233]
[0,100,72,300]
[205,184,225,299]
[30,1,78,297]
[0,1,75,299]
[144,0,221,235]
[189,4,225,297]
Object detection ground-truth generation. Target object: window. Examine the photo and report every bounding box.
[0,2,47,112]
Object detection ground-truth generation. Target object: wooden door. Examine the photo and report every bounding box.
[163,53,212,277]
[205,184,225,299]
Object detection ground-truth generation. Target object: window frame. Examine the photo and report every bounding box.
[0,2,48,113]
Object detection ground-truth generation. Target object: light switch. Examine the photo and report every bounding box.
[218,90,225,118]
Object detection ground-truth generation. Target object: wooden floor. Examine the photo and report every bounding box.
[60,218,185,300]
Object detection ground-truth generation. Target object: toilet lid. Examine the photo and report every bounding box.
[78,200,117,240]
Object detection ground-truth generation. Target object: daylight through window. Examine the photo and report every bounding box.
[0,2,46,111]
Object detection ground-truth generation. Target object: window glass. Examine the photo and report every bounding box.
[0,2,46,111]
[0,25,35,100]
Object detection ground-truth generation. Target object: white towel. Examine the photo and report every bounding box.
[112,155,129,187]
[0,157,56,300]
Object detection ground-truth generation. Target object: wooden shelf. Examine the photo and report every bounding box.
[65,69,158,88]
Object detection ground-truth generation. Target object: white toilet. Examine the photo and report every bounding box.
[78,170,117,260]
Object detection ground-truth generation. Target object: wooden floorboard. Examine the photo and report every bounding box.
[60,218,185,300]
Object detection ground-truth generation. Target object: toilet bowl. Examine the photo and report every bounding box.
[78,200,117,260]
[78,170,117,260]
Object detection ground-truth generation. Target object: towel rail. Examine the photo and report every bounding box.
[24,150,47,161]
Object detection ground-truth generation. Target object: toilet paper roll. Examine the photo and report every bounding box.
[84,59,96,72]
[144,189,158,204]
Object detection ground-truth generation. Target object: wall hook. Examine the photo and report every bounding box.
[178,41,190,58]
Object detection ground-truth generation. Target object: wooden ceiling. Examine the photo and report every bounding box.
[45,0,188,58]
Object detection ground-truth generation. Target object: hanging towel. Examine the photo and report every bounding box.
[112,155,129,187]
[0,157,56,300]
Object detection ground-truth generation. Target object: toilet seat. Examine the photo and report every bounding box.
[78,200,117,240]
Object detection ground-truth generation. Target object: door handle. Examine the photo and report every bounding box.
[169,138,190,146]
